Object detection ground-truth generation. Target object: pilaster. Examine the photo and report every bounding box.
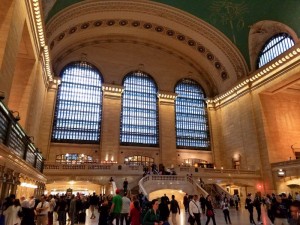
[100,84,123,163]
[158,91,177,167]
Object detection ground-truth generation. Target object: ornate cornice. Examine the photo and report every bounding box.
[206,46,300,109]
[158,91,177,105]
[49,18,229,82]
[46,0,248,80]
[102,83,123,99]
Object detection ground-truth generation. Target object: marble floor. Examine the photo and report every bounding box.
[74,206,273,225]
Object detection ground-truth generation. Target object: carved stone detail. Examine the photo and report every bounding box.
[46,1,248,80]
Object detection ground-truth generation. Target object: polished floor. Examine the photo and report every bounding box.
[71,206,273,225]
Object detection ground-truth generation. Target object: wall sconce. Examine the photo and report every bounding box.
[10,111,20,121]
[278,169,286,177]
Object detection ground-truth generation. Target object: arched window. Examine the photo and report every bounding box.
[257,33,294,68]
[175,79,210,150]
[120,71,158,146]
[52,62,103,143]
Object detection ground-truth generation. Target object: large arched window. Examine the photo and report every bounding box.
[52,62,103,143]
[257,33,294,68]
[120,71,158,146]
[175,79,210,150]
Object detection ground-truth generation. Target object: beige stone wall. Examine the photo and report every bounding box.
[0,0,15,73]
[260,93,300,162]
[0,0,27,103]
[211,94,261,171]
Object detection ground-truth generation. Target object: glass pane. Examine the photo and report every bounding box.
[120,71,158,146]
[175,79,210,150]
[51,62,103,143]
[258,33,294,68]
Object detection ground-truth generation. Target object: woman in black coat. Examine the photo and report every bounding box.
[205,195,216,225]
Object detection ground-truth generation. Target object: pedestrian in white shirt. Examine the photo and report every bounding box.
[188,195,202,225]
[121,192,131,225]
[221,198,232,224]
[35,195,50,225]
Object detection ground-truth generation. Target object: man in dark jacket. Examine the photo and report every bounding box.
[289,200,300,225]
[170,195,180,225]
[271,194,289,225]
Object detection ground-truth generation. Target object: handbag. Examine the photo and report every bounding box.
[207,209,213,217]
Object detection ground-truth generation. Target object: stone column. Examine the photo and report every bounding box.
[100,84,123,163]
[0,0,26,104]
[158,91,177,167]
[38,81,59,160]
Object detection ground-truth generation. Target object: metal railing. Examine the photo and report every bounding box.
[0,101,44,172]
[271,158,300,169]
[178,166,258,175]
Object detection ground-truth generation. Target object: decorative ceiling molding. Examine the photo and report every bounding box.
[46,0,248,79]
[50,18,229,82]
[52,36,219,97]
[206,46,300,109]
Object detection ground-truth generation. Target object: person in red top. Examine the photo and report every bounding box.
[130,200,141,225]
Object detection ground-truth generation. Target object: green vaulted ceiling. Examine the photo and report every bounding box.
[46,0,300,66]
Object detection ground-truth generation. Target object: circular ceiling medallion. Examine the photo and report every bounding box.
[144,23,152,29]
[197,45,206,53]
[107,20,115,26]
[69,27,77,34]
[155,26,164,32]
[94,21,102,27]
[132,21,140,27]
[119,20,128,26]
[81,23,89,29]
[167,30,174,36]
[177,35,185,41]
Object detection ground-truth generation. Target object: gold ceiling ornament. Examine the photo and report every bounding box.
[30,0,53,82]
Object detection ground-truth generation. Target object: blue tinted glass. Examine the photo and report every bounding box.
[258,33,294,68]
[120,72,158,146]
[175,79,210,150]
[52,62,102,143]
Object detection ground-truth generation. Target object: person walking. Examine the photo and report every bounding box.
[245,193,256,225]
[184,194,189,213]
[123,178,129,194]
[143,199,162,225]
[120,192,131,225]
[271,194,289,225]
[205,195,216,225]
[129,200,141,225]
[199,194,206,215]
[35,195,50,225]
[169,195,180,225]
[188,195,201,225]
[3,199,22,225]
[110,189,123,225]
[221,197,231,224]
[254,192,263,224]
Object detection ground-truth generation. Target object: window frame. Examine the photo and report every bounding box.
[120,71,159,147]
[257,32,294,69]
[175,78,210,150]
[51,61,103,144]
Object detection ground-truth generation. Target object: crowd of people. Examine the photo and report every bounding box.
[244,192,300,225]
[2,187,300,225]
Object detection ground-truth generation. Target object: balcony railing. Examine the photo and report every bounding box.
[178,166,259,175]
[271,158,300,169]
[0,101,44,172]
[44,162,143,173]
